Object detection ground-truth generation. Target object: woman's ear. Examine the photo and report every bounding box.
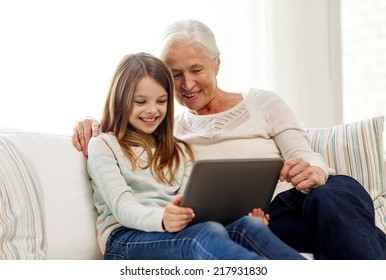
[214,56,221,75]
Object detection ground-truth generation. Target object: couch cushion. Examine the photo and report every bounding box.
[0,134,47,259]
[306,116,386,233]
[0,128,103,259]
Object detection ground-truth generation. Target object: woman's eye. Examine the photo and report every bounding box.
[173,73,181,79]
[192,68,202,73]
[157,99,167,104]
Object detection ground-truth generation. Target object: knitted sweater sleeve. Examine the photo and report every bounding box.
[87,135,164,232]
[259,91,331,178]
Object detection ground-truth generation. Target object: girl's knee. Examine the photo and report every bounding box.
[228,216,267,231]
[190,221,228,236]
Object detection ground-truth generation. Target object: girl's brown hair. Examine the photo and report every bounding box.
[100,52,194,185]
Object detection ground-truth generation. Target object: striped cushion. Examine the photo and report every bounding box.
[0,134,47,259]
[306,116,386,233]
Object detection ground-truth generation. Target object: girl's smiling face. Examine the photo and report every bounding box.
[129,76,168,143]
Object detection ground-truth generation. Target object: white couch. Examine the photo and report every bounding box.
[1,116,385,260]
[0,128,102,259]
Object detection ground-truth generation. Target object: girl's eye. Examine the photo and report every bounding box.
[157,99,167,104]
[134,100,145,105]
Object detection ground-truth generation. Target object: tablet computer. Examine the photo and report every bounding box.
[180,158,283,225]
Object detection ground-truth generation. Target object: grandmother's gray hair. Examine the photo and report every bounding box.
[159,19,220,61]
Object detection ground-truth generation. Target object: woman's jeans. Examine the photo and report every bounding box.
[268,175,386,259]
[105,216,305,260]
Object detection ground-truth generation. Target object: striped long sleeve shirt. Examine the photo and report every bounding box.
[87,133,192,254]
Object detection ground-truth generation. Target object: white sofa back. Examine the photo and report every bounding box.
[0,128,102,260]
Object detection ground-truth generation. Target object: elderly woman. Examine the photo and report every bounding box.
[73,19,386,260]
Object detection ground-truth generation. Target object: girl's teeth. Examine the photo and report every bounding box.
[142,117,156,122]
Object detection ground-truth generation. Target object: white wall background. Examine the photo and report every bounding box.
[266,0,342,127]
[2,0,384,136]
[0,0,270,135]
[341,0,386,124]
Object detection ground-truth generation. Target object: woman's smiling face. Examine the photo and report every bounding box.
[164,42,220,114]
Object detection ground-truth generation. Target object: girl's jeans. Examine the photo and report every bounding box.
[104,216,305,260]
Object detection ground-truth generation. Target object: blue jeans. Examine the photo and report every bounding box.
[104,216,305,260]
[268,175,386,259]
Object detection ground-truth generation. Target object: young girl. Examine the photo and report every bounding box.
[87,52,304,260]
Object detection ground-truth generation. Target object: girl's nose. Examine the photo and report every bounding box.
[145,103,157,114]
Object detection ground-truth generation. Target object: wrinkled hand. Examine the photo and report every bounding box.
[249,208,270,226]
[72,116,100,157]
[162,195,195,232]
[280,158,326,192]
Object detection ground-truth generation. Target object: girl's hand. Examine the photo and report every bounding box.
[249,208,270,226]
[162,195,195,232]
[279,158,326,192]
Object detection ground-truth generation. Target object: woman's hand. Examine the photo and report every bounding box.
[280,158,326,192]
[249,208,270,226]
[162,195,195,232]
[72,117,100,157]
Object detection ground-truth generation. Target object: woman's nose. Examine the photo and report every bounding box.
[181,74,195,90]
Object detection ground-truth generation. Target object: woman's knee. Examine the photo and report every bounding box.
[310,175,371,201]
[304,175,374,214]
